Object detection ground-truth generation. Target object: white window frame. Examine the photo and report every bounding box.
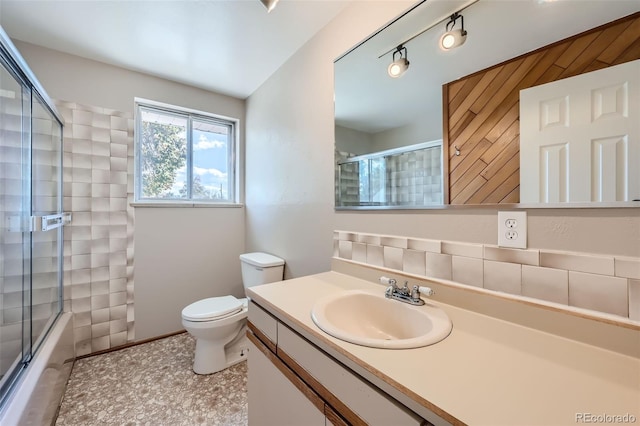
[133,98,240,206]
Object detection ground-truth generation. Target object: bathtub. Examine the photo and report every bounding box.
[0,312,75,425]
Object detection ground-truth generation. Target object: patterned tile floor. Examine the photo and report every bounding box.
[55,332,248,425]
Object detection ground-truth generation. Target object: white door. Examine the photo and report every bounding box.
[520,59,640,203]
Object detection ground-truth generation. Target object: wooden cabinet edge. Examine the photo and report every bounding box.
[247,321,276,354]
[248,323,365,425]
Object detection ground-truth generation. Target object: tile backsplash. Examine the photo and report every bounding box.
[333,231,640,322]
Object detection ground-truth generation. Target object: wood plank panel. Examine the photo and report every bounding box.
[450,67,502,125]
[470,153,520,204]
[449,138,491,181]
[443,12,640,204]
[482,170,520,204]
[597,18,640,63]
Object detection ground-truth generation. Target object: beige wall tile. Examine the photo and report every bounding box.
[442,241,483,259]
[426,253,452,280]
[90,281,109,298]
[569,272,628,317]
[615,257,640,280]
[110,291,127,307]
[483,246,539,266]
[337,231,356,242]
[91,307,109,324]
[74,311,91,328]
[383,246,404,270]
[71,269,90,285]
[366,245,384,267]
[91,335,110,352]
[540,251,614,276]
[403,249,426,276]
[332,239,338,257]
[109,332,127,348]
[352,242,367,263]
[356,233,381,245]
[110,305,127,321]
[452,256,483,287]
[629,279,640,322]
[71,283,90,300]
[408,238,440,253]
[484,260,522,295]
[76,340,91,357]
[380,236,408,249]
[73,325,91,343]
[338,240,352,259]
[110,318,127,334]
[91,294,109,310]
[522,265,568,305]
[110,331,128,347]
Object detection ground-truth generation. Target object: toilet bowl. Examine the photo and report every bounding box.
[181,252,285,374]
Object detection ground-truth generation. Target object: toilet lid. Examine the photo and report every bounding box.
[182,295,243,322]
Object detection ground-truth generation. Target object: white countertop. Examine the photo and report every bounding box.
[247,270,640,426]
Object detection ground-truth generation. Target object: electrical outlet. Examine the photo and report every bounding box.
[498,211,527,249]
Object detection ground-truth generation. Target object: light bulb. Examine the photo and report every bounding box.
[387,58,409,78]
[439,29,467,51]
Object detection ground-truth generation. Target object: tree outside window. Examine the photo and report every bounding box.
[135,103,236,203]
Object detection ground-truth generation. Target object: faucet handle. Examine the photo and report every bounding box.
[411,285,435,300]
[419,286,435,297]
[379,276,397,288]
[411,285,420,299]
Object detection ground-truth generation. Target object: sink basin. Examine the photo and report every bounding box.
[311,289,452,349]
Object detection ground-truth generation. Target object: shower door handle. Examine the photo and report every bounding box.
[38,213,72,231]
[6,213,71,232]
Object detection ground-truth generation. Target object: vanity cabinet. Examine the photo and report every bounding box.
[247,301,429,426]
[247,338,326,425]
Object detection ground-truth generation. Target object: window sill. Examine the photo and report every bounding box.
[130,202,244,208]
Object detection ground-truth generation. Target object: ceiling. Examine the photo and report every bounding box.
[0,0,350,99]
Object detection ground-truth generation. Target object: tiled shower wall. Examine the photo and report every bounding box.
[334,231,640,322]
[335,147,443,206]
[56,101,135,356]
[387,147,442,205]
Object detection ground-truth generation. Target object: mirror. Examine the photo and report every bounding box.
[334,0,640,209]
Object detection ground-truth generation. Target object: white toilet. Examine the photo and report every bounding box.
[181,252,285,374]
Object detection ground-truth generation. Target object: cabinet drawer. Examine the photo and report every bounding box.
[248,301,278,345]
[277,322,424,426]
[247,338,326,426]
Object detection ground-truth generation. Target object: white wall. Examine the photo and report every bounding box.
[335,125,372,155]
[245,0,640,282]
[371,118,441,152]
[14,41,247,340]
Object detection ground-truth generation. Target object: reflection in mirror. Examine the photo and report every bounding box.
[520,60,640,204]
[336,140,442,207]
[334,0,640,209]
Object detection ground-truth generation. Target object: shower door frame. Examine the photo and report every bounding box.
[0,26,65,410]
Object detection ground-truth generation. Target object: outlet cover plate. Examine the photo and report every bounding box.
[498,211,527,249]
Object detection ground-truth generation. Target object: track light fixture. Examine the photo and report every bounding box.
[439,12,467,51]
[260,0,279,13]
[387,45,410,78]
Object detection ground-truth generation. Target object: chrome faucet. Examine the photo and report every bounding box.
[380,276,434,306]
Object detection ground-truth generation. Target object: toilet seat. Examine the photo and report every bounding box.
[182,295,243,322]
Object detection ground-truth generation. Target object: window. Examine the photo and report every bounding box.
[135,101,237,204]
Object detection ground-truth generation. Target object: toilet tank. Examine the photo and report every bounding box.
[240,252,285,290]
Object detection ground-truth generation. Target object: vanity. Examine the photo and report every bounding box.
[246,259,639,426]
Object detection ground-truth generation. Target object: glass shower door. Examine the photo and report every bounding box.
[0,49,64,405]
[30,93,63,353]
[0,53,32,394]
